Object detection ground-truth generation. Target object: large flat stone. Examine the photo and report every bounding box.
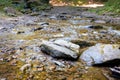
[54,39,80,53]
[80,43,120,66]
[40,41,79,60]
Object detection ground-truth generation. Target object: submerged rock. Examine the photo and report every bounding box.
[88,25,103,29]
[80,43,120,66]
[40,40,79,60]
[110,67,120,79]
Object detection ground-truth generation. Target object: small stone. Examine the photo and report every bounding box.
[17,31,25,34]
[37,67,44,72]
[88,25,103,29]
[53,34,64,38]
[12,55,17,59]
[10,59,17,65]
[33,27,43,31]
[52,60,65,67]
[49,15,57,20]
[94,20,106,24]
[20,64,31,72]
[49,65,56,71]
[0,58,4,61]
[38,22,49,27]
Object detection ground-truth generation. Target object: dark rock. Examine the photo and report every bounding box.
[92,59,120,67]
[110,67,120,79]
[49,15,57,20]
[56,13,71,20]
[71,40,95,48]
[57,15,67,20]
[33,27,43,31]
[17,31,25,34]
[61,12,67,15]
[57,28,61,31]
[88,25,103,29]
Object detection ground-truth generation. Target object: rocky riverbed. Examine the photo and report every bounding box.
[0,6,120,80]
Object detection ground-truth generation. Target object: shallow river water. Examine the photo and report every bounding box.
[0,8,120,80]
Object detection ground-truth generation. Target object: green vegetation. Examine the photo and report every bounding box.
[89,0,120,14]
[0,0,12,10]
[0,0,120,14]
[103,0,120,13]
[0,0,51,13]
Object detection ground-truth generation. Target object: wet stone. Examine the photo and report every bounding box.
[33,27,43,32]
[88,25,103,29]
[40,40,79,60]
[71,40,95,48]
[80,43,120,66]
[110,67,120,79]
[54,39,80,53]
[94,20,106,24]
[20,64,31,72]
[52,60,65,67]
[38,22,49,27]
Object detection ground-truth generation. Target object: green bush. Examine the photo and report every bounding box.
[104,0,120,13]
[0,0,12,10]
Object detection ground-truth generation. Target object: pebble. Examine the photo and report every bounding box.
[20,64,31,72]
[49,65,56,70]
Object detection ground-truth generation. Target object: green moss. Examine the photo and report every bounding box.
[104,0,120,13]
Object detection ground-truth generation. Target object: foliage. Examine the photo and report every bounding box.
[0,0,12,10]
[0,0,51,12]
[104,0,120,13]
[89,0,120,14]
